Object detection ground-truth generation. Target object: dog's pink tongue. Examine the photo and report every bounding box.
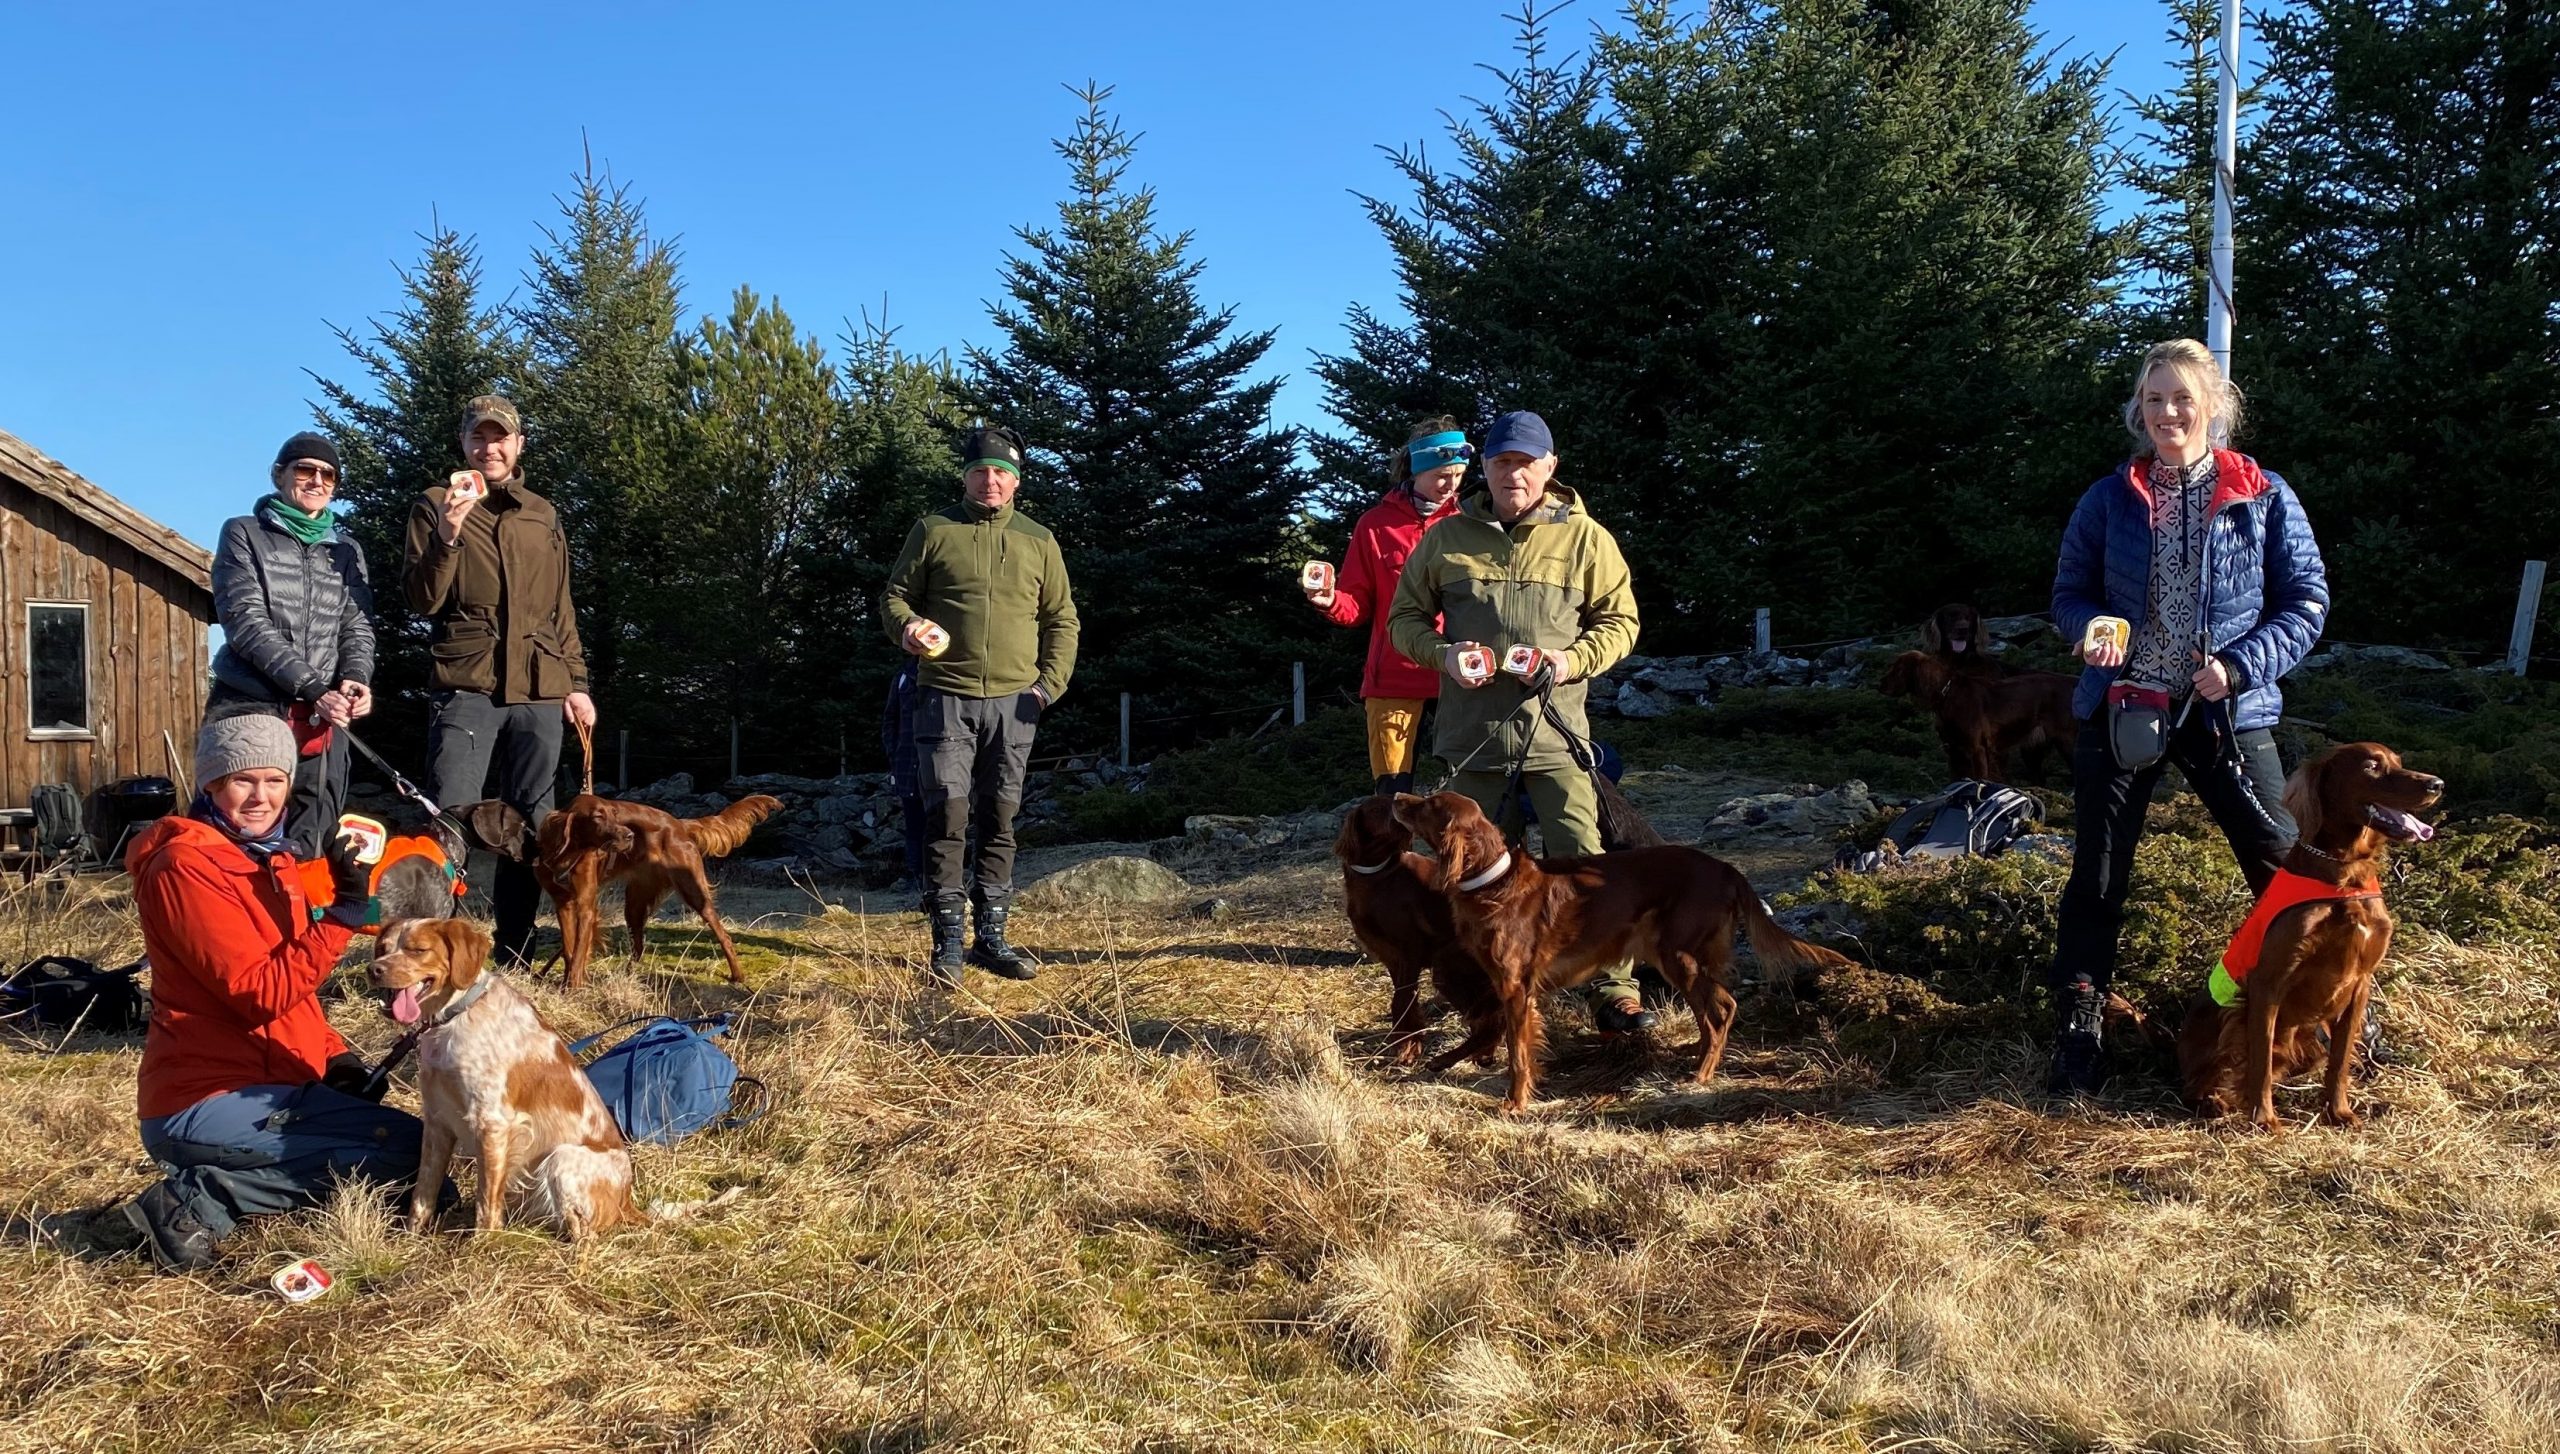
[390,985,422,1025]
[2374,807,2436,842]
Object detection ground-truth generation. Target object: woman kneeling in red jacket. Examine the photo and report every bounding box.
[31,715,416,1270]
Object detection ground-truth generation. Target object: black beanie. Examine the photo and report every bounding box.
[274,431,341,475]
[963,425,1025,475]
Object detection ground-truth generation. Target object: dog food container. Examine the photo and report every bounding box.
[2082,616,2130,656]
[447,469,487,502]
[916,622,951,659]
[1454,645,1494,685]
[1501,644,1543,678]
[270,1258,333,1302]
[335,814,387,866]
[1301,561,1335,595]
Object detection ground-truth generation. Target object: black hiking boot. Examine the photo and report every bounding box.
[1373,772,1415,798]
[5,1200,151,1260]
[123,1182,219,1272]
[926,892,968,989]
[1592,993,1658,1036]
[2046,973,2106,1097]
[968,895,1037,981]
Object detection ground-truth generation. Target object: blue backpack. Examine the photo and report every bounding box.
[568,1013,770,1145]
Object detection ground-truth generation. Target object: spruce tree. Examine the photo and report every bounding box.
[2241,0,2560,647]
[312,223,520,758]
[967,85,1314,746]
[2121,0,2241,332]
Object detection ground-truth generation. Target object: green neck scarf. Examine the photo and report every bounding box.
[259,492,335,546]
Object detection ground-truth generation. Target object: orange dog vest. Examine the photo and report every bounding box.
[294,835,463,930]
[2211,868,2381,1006]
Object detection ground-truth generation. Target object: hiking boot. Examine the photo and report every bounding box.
[2046,974,2106,1096]
[1592,994,1658,1035]
[968,896,1037,981]
[5,1200,151,1260]
[123,1182,219,1272]
[926,892,968,989]
[1373,772,1415,798]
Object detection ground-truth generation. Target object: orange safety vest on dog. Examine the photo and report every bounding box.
[293,836,461,927]
[2211,868,2381,1007]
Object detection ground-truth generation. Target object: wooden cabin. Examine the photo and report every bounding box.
[0,426,213,829]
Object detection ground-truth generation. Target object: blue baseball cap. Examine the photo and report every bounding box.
[1482,410,1555,460]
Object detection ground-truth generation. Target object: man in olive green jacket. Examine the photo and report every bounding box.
[404,393,594,968]
[1387,410,1651,1031]
[881,424,1079,986]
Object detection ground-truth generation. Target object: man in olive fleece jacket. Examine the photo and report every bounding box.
[881,424,1079,986]
[1387,410,1652,1032]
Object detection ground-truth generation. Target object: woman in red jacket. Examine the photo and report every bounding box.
[1306,416,1467,795]
[32,716,407,1270]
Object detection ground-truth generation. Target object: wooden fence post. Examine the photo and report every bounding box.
[1292,661,1306,725]
[1119,692,1132,770]
[1754,608,1771,655]
[2511,560,2547,676]
[617,729,628,792]
[729,718,740,782]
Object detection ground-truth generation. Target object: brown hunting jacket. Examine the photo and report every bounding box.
[401,473,589,704]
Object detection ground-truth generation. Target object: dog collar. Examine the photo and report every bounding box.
[1455,852,1514,892]
[426,971,499,1028]
[1346,858,1397,876]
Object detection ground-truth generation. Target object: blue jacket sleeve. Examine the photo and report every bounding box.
[2218,477,2329,690]
[2050,480,2112,647]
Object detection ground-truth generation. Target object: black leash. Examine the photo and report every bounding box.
[340,727,469,843]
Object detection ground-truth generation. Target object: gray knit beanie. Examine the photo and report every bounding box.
[195,714,299,786]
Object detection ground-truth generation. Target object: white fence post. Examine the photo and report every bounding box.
[1119,692,1132,769]
[1292,661,1306,725]
[1753,608,1771,655]
[2511,560,2547,676]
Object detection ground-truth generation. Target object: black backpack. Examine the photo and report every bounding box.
[1834,780,2041,872]
[0,955,149,1034]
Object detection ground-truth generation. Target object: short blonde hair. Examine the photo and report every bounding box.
[2122,338,2245,451]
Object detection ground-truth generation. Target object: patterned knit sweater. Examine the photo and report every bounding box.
[2124,453,2217,696]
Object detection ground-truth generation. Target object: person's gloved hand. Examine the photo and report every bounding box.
[321,1050,384,1102]
[320,826,379,930]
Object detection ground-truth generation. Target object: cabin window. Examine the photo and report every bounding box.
[28,602,90,736]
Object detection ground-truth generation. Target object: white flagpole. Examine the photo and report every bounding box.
[2207,0,2241,373]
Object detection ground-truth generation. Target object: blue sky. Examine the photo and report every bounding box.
[1,1,2186,553]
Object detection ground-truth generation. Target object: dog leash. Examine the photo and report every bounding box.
[575,718,595,797]
[340,728,471,845]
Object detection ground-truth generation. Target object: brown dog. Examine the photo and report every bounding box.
[2179,743,2442,1131]
[1881,650,2076,783]
[367,918,643,1239]
[1920,602,2002,678]
[1392,791,1857,1112]
[534,794,783,987]
[1333,797,1502,1068]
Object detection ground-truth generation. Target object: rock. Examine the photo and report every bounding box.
[2304,643,2450,673]
[1615,681,1674,719]
[2009,833,2074,864]
[1982,615,2052,644]
[1705,780,1879,835]
[1192,896,1234,922]
[623,772,695,805]
[723,772,830,797]
[1019,855,1190,908]
[814,794,867,825]
[1184,814,1288,849]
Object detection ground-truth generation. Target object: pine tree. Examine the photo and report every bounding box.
[2121,0,2241,332]
[311,223,521,757]
[966,85,1314,746]
[513,159,688,733]
[2240,0,2560,648]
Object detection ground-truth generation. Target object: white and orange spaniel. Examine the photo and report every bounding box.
[367,918,642,1240]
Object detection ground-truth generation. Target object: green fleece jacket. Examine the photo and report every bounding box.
[880,501,1079,702]
[1387,485,1640,773]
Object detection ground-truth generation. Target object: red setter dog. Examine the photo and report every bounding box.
[535,794,782,987]
[1920,602,2001,678]
[1392,791,1857,1112]
[1333,797,1501,1069]
[2179,743,2441,1130]
[1881,650,2075,784]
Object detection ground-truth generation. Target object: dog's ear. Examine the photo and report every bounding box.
[1920,615,1944,654]
[459,801,533,862]
[2282,752,2326,845]
[429,917,494,990]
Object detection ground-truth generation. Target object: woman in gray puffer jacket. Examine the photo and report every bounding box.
[204,431,376,855]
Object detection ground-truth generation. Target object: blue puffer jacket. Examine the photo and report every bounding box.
[2050,449,2329,731]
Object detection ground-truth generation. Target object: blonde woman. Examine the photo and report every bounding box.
[2045,340,2330,1094]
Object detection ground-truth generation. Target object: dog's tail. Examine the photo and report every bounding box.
[683,794,783,857]
[1737,877,1859,989]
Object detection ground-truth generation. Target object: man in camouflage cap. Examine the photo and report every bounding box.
[403,394,594,968]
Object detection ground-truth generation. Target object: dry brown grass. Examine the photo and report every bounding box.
[5,856,2560,1452]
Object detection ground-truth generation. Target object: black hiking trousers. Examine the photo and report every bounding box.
[2048,708,2294,998]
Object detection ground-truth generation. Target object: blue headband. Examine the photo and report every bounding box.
[1407,432,1472,473]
